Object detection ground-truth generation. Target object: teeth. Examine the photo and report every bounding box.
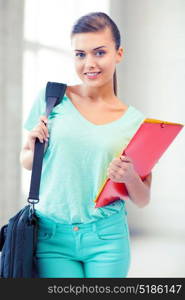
[86,72,100,76]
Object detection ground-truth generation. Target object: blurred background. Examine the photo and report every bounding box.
[0,0,185,277]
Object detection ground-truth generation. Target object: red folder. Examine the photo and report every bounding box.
[94,118,184,208]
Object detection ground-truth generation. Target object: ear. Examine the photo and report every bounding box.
[116,47,124,63]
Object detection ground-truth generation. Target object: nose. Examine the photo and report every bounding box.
[84,54,97,70]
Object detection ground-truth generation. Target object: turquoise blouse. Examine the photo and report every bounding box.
[23,87,145,224]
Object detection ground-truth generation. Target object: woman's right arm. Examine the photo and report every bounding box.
[20,115,49,170]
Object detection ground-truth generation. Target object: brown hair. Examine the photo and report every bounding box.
[70,12,121,96]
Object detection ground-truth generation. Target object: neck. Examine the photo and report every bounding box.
[79,81,116,104]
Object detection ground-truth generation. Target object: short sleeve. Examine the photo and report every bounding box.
[23,87,46,131]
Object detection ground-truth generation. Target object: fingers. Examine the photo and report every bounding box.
[107,166,124,181]
[39,122,49,139]
[107,155,133,180]
[111,156,132,166]
[39,115,48,126]
[107,165,120,173]
[39,116,49,136]
[29,130,46,144]
[109,157,125,168]
[108,155,132,171]
[38,115,49,141]
[30,115,49,143]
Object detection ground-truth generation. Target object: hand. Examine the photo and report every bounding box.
[107,155,138,184]
[27,115,49,152]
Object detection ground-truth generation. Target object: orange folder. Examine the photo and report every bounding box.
[94,118,184,208]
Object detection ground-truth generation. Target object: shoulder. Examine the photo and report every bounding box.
[66,85,81,98]
[31,86,46,108]
[129,104,146,120]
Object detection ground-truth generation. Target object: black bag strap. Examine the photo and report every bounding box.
[27,82,67,207]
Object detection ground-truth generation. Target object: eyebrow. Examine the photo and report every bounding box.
[74,46,107,52]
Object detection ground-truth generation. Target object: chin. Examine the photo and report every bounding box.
[86,81,103,88]
[82,78,107,89]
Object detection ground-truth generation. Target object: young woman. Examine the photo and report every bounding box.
[20,12,152,278]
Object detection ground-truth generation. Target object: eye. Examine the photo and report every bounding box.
[95,50,105,56]
[75,52,85,58]
[75,51,105,58]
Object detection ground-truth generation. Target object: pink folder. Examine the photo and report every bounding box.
[94,118,184,208]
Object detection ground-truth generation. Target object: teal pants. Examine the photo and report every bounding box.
[35,208,131,278]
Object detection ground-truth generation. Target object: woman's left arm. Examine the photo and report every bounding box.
[107,155,152,208]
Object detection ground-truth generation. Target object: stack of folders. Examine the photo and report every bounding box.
[94,118,184,208]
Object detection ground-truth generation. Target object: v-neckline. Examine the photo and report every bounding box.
[64,93,132,127]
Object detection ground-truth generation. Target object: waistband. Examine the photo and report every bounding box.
[35,208,127,233]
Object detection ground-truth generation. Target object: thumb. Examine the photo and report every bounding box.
[120,155,132,162]
[40,115,48,124]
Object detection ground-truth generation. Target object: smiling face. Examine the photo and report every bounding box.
[71,27,123,89]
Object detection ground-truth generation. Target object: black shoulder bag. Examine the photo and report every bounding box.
[0,82,67,278]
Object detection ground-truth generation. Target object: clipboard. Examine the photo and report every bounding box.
[94,118,184,208]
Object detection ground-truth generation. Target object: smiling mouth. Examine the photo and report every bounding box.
[84,71,102,78]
